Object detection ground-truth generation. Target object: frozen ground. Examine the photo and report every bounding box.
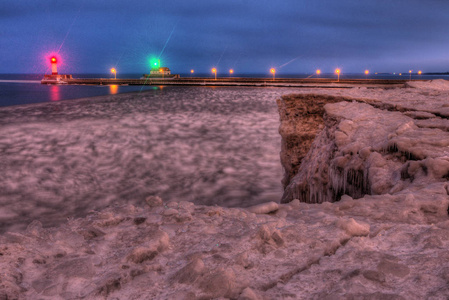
[1,81,449,299]
[0,86,301,233]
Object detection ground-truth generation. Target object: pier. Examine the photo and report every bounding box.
[41,77,409,88]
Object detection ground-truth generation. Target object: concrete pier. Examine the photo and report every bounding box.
[41,77,409,88]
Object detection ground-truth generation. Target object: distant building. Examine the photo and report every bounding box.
[142,66,180,79]
[150,67,171,76]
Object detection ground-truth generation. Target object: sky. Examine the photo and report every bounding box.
[1,0,449,75]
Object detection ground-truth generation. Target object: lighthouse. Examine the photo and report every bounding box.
[51,57,58,75]
[41,55,72,84]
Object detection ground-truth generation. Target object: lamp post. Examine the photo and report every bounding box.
[212,68,217,80]
[229,69,234,76]
[316,69,321,77]
[270,68,276,81]
[110,68,116,80]
[335,68,341,82]
[190,69,194,77]
[364,70,369,79]
[409,70,412,80]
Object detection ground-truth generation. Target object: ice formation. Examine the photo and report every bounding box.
[278,85,449,204]
[1,81,449,299]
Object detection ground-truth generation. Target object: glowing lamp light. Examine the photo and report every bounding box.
[149,58,160,69]
[365,70,369,75]
[270,68,276,81]
[51,57,57,63]
[229,69,234,75]
[316,69,321,75]
[110,68,116,79]
[212,68,217,80]
[190,69,194,74]
[418,70,422,75]
[335,68,341,82]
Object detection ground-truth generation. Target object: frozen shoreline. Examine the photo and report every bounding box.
[0,86,294,233]
[1,81,449,299]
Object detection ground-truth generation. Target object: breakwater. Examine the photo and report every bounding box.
[41,77,408,88]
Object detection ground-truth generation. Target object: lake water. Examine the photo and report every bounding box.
[0,74,158,107]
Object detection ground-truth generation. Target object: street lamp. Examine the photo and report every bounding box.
[190,69,194,77]
[212,68,217,80]
[316,69,321,77]
[110,68,116,80]
[335,68,341,82]
[229,69,234,76]
[270,68,276,81]
[409,70,412,80]
[418,70,422,76]
[364,70,369,79]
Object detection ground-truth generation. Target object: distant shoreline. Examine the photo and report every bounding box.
[424,72,449,75]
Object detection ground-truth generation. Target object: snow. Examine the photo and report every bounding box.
[405,79,449,91]
[1,82,449,299]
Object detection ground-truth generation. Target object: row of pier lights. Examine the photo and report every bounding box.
[107,67,423,81]
[194,68,423,81]
[105,66,421,82]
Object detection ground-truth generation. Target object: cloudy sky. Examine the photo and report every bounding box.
[1,0,448,75]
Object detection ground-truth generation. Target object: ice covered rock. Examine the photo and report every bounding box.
[278,92,449,203]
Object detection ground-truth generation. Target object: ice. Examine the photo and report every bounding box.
[405,79,449,91]
[1,84,449,298]
[0,87,304,233]
[279,88,449,204]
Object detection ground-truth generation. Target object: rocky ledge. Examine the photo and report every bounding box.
[1,81,449,299]
[278,81,449,203]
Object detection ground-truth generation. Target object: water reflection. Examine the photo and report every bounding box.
[109,84,118,95]
[50,85,60,101]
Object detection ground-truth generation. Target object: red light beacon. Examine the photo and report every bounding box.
[42,55,72,83]
[50,57,58,75]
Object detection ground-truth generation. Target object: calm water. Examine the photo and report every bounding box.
[0,85,301,233]
[0,74,157,107]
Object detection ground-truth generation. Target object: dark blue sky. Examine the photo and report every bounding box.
[1,0,449,75]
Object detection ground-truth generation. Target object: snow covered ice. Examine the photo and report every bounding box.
[1,81,449,299]
[0,87,295,233]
